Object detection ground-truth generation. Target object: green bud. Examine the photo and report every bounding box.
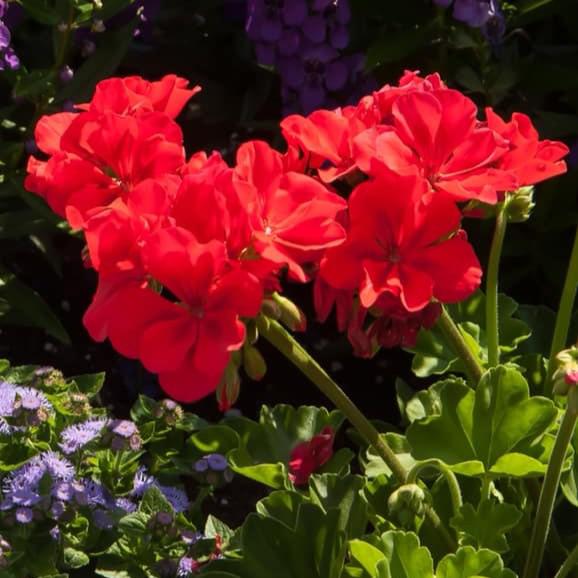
[272,293,307,331]
[387,484,429,530]
[261,298,282,320]
[243,346,267,381]
[506,186,535,223]
[246,320,259,345]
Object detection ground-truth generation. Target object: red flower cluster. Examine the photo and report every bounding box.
[288,426,335,486]
[25,75,346,403]
[25,71,568,401]
[283,70,568,356]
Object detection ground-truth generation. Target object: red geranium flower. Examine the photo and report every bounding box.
[485,108,569,186]
[320,169,482,312]
[79,74,200,119]
[288,426,335,486]
[232,140,347,281]
[353,89,516,204]
[26,111,185,227]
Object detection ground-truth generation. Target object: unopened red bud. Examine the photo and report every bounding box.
[216,363,241,412]
[243,346,267,381]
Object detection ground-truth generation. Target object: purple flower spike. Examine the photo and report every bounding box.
[255,42,277,65]
[325,59,348,91]
[278,28,301,56]
[303,14,326,43]
[452,0,492,27]
[0,21,9,50]
[329,23,349,50]
[282,0,307,26]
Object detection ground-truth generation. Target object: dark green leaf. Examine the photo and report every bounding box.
[450,501,522,553]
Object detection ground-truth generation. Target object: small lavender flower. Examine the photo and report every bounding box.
[0,382,16,416]
[41,452,75,481]
[158,485,189,513]
[206,454,229,472]
[0,7,19,71]
[15,387,51,411]
[177,557,199,577]
[52,481,74,502]
[194,458,209,473]
[115,497,137,513]
[0,418,11,435]
[49,500,66,520]
[59,418,108,454]
[49,526,60,541]
[110,419,138,438]
[78,479,110,508]
[15,507,33,523]
[131,467,156,497]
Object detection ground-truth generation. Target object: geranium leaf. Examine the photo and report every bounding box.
[309,474,369,539]
[408,291,531,377]
[450,501,522,553]
[436,546,517,578]
[406,366,557,477]
[362,433,418,478]
[240,503,346,578]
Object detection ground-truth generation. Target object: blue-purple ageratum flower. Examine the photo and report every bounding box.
[14,386,51,412]
[109,419,138,438]
[59,417,108,454]
[15,506,33,524]
[177,556,199,577]
[0,1,20,70]
[158,485,189,513]
[131,466,157,497]
[115,497,137,513]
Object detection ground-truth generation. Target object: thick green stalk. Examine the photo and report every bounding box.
[438,306,484,385]
[257,315,457,551]
[407,459,463,517]
[486,205,508,368]
[555,543,578,578]
[523,387,578,578]
[546,227,578,396]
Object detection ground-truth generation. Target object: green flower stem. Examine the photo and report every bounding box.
[546,226,578,396]
[523,386,578,578]
[407,459,463,517]
[480,475,492,502]
[555,542,578,578]
[257,315,457,551]
[438,306,484,385]
[486,205,508,368]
